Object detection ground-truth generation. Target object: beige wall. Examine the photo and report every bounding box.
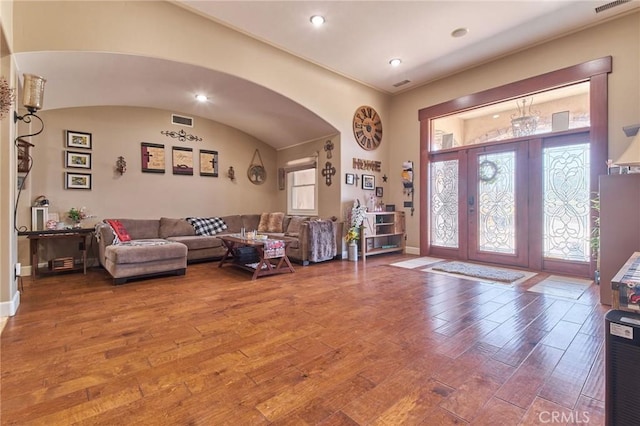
[391,11,640,250]
[29,106,278,219]
[276,134,341,218]
[15,105,280,266]
[12,0,391,216]
[1,3,20,315]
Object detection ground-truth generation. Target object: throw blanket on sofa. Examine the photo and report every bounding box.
[308,220,335,262]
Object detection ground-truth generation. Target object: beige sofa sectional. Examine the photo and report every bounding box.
[96,214,342,284]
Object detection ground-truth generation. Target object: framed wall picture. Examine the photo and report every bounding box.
[345,173,355,185]
[172,146,193,175]
[65,172,92,190]
[141,142,165,173]
[362,174,375,190]
[376,186,383,197]
[66,130,92,149]
[199,149,218,177]
[65,150,91,169]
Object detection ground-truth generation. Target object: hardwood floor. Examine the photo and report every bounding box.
[1,255,607,425]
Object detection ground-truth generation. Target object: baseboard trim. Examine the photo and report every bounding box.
[0,290,20,317]
[405,246,420,255]
[22,265,33,277]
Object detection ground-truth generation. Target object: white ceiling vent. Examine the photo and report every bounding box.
[171,114,194,127]
[595,0,630,13]
[393,79,411,88]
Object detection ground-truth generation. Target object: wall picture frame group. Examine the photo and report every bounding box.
[65,150,91,169]
[345,173,355,185]
[65,172,92,190]
[66,130,92,149]
[362,174,375,190]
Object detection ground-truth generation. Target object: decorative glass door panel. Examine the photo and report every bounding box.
[477,151,516,254]
[542,143,590,262]
[430,159,459,248]
[468,143,528,266]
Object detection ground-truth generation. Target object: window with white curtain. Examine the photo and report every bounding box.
[287,167,317,215]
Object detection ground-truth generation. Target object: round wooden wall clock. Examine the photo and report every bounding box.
[352,105,382,150]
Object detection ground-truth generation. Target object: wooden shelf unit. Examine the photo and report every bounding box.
[18,228,94,279]
[360,211,405,261]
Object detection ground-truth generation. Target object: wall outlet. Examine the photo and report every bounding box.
[15,263,21,278]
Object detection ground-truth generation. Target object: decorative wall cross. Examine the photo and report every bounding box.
[321,161,336,186]
[324,140,334,159]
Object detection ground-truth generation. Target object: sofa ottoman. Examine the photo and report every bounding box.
[104,239,188,285]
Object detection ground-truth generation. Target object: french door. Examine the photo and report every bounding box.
[428,132,591,276]
[467,142,528,267]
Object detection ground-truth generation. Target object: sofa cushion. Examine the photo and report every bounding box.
[167,235,223,251]
[107,219,159,240]
[257,213,269,232]
[159,217,196,238]
[186,217,228,236]
[281,235,299,249]
[258,212,285,233]
[105,239,187,264]
[286,216,308,235]
[220,215,243,233]
[105,219,132,243]
[242,214,261,231]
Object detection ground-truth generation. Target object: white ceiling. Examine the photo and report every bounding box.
[180,0,639,93]
[13,1,639,150]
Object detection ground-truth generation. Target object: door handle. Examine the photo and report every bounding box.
[468,195,475,206]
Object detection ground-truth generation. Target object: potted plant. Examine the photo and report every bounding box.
[68,207,87,228]
[346,200,367,261]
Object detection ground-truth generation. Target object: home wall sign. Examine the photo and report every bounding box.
[352,158,381,172]
[321,161,336,186]
[161,129,202,142]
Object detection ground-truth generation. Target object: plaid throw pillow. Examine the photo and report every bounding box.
[186,217,228,236]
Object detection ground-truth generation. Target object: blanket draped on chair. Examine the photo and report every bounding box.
[308,220,335,262]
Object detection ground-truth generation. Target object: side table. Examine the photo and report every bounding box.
[18,228,94,280]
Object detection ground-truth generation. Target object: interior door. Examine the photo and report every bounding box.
[467,142,529,267]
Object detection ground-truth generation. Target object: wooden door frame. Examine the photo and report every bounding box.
[419,57,611,276]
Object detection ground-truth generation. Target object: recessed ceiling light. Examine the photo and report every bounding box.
[451,27,469,38]
[389,58,402,67]
[493,114,500,119]
[195,94,208,102]
[310,15,325,26]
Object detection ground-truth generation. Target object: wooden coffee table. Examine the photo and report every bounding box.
[217,234,295,280]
